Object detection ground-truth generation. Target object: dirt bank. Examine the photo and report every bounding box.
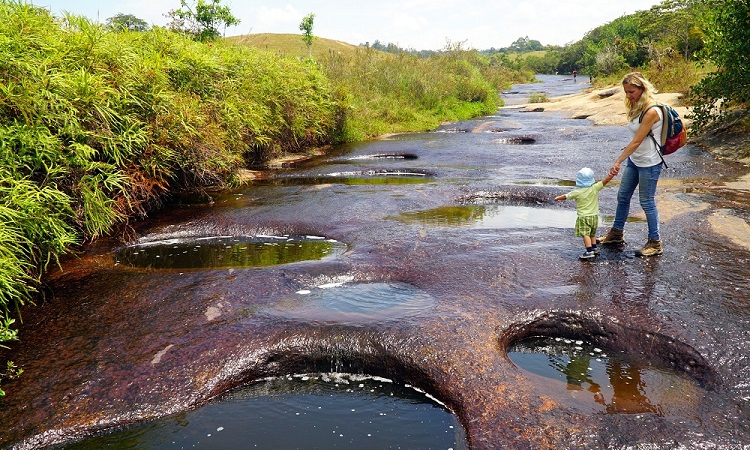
[521,85,691,128]
[522,84,750,166]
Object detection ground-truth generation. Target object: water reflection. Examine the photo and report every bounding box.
[507,336,704,417]
[512,179,577,187]
[61,374,466,450]
[345,153,419,160]
[115,235,346,269]
[251,170,434,187]
[391,205,577,229]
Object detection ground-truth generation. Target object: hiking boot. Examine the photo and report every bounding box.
[579,250,596,261]
[597,227,624,245]
[635,238,663,257]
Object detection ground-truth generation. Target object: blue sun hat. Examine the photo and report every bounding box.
[576,167,595,188]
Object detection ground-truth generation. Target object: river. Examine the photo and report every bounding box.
[1,75,749,449]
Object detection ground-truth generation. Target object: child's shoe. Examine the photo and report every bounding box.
[579,250,596,260]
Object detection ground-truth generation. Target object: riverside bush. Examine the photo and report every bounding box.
[319,45,526,141]
[0,1,337,380]
[644,56,708,101]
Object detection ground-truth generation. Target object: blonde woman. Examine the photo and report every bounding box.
[598,72,664,256]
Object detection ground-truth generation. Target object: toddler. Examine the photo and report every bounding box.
[555,167,614,260]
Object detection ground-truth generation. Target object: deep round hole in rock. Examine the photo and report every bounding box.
[62,373,467,450]
[507,335,707,417]
[262,281,436,325]
[114,235,346,269]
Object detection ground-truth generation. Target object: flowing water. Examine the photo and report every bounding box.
[2,75,750,450]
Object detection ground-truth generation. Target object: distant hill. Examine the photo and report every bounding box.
[227,33,368,59]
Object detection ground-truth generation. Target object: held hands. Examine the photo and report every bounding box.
[611,146,628,176]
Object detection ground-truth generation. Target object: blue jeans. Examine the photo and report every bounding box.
[613,159,663,240]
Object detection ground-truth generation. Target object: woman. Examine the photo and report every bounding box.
[598,72,664,257]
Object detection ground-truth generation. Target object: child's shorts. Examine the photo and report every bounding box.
[575,215,599,237]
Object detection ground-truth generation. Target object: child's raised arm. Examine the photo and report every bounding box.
[602,170,616,187]
[554,194,567,201]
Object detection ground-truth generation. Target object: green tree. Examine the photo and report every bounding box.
[640,0,707,61]
[299,13,315,58]
[105,13,149,32]
[166,0,240,42]
[524,51,561,74]
[508,36,543,53]
[690,0,750,130]
[556,40,587,74]
[594,45,627,75]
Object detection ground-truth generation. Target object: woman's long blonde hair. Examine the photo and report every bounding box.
[622,72,658,121]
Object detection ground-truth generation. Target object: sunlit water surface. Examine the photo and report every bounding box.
[263,281,436,325]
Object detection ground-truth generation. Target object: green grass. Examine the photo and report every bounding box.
[591,57,711,104]
[0,3,340,392]
[229,33,363,60]
[507,50,547,61]
[233,33,534,139]
[528,93,549,103]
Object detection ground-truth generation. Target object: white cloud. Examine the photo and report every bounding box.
[254,5,303,31]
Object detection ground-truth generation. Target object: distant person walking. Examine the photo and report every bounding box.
[573,69,577,81]
[555,167,614,260]
[598,72,664,257]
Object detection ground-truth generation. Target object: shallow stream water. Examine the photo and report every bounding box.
[2,75,750,449]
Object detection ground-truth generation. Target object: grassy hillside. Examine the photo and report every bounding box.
[508,50,547,60]
[229,33,364,60]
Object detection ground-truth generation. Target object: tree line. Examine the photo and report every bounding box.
[363,0,748,131]
[501,0,748,131]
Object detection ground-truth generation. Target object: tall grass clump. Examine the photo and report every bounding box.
[589,55,707,105]
[643,56,708,102]
[0,0,339,392]
[319,44,530,141]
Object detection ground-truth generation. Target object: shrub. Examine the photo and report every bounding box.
[0,1,339,374]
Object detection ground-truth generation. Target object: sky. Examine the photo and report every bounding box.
[33,0,663,51]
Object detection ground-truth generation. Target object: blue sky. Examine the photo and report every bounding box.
[33,0,662,50]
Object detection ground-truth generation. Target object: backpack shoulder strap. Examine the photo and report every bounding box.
[657,104,670,145]
[638,104,660,123]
